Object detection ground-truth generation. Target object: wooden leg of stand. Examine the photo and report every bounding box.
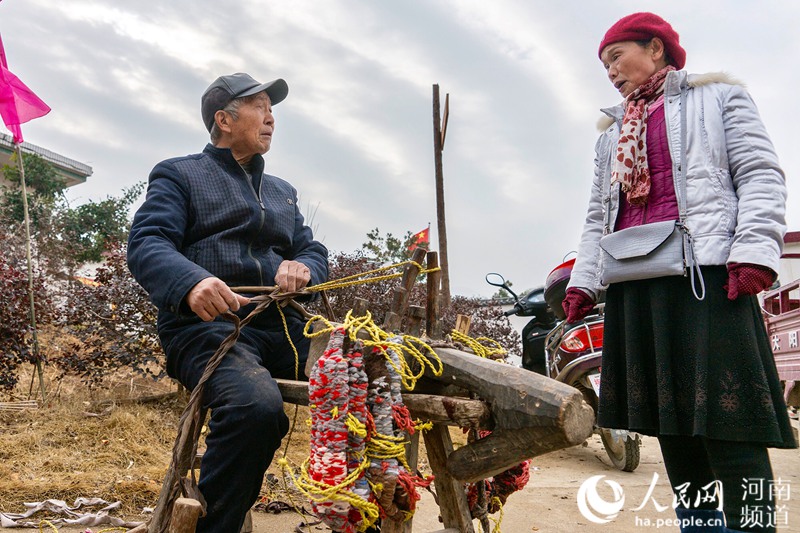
[423,424,475,533]
[402,431,421,533]
[240,509,253,533]
[167,497,202,533]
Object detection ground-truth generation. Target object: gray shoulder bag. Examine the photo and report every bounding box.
[598,80,706,300]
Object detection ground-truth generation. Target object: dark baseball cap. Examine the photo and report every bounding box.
[201,73,289,132]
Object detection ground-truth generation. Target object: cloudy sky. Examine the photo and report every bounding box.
[2,0,798,297]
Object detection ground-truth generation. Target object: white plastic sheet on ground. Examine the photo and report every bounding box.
[0,497,144,528]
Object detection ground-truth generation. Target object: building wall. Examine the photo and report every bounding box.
[779,231,800,286]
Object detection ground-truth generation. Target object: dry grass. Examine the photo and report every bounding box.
[0,370,182,517]
[0,367,322,519]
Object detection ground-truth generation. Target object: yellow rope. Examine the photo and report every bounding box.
[307,260,438,294]
[451,329,506,360]
[38,521,57,532]
[278,456,381,530]
[365,430,409,464]
[489,496,504,533]
[277,304,301,382]
[304,311,444,391]
[346,412,368,438]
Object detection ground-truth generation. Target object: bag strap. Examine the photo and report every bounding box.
[602,134,614,236]
[677,77,705,300]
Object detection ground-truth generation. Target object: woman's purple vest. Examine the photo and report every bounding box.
[614,97,680,231]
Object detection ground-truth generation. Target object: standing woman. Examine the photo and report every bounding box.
[564,12,797,533]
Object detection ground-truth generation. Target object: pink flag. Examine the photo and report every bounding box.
[0,34,50,143]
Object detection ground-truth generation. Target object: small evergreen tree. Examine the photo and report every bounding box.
[361,227,426,264]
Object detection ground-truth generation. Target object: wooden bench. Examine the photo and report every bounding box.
[136,249,594,533]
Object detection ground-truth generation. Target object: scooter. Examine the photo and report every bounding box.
[486,259,641,472]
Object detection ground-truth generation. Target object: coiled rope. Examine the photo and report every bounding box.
[304,311,444,391]
[451,330,507,361]
[281,313,438,532]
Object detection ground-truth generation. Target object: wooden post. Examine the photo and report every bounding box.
[353,297,369,317]
[426,251,443,340]
[383,310,402,333]
[427,347,595,482]
[167,498,202,533]
[423,424,475,533]
[432,85,451,309]
[470,428,492,533]
[454,314,471,335]
[407,305,426,336]
[384,247,427,332]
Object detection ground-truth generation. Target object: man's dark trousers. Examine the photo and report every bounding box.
[161,309,309,533]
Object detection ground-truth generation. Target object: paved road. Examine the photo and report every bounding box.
[251,424,799,533]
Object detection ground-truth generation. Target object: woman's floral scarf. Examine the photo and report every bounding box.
[611,65,675,206]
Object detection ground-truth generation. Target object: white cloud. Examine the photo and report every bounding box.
[3,0,799,297]
[442,0,597,122]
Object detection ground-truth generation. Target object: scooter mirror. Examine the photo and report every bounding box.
[486,272,520,300]
[485,272,507,288]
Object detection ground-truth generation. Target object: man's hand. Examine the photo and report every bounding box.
[275,260,311,293]
[186,277,250,322]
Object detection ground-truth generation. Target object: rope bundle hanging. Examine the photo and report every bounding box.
[285,313,437,532]
[363,336,433,522]
[465,430,531,517]
[302,327,376,532]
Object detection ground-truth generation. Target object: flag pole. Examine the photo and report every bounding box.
[15,142,46,402]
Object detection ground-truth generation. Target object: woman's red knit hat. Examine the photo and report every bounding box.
[598,12,686,70]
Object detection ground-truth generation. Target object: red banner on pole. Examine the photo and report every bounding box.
[0,34,51,143]
[408,227,430,252]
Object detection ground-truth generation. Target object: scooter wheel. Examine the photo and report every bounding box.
[599,428,641,472]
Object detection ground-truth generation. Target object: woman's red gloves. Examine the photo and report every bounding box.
[725,263,776,301]
[562,288,596,323]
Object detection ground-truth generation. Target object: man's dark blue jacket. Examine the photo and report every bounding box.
[127,144,329,331]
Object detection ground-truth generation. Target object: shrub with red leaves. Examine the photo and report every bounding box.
[308,250,521,361]
[56,242,163,387]
[0,230,54,391]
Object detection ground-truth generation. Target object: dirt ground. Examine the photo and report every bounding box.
[247,427,800,533]
[9,421,796,533]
